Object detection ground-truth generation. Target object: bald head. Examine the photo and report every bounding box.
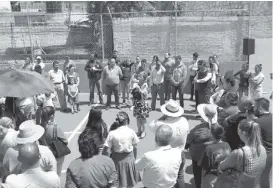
[18,143,40,166]
[155,124,173,146]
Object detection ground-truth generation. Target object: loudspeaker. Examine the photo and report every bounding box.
[243,38,255,55]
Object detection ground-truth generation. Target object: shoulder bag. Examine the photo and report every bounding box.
[214,148,256,188]
[49,124,71,158]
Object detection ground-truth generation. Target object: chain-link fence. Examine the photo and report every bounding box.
[0,5,272,63]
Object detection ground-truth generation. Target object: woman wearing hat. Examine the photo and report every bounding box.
[148,99,189,149]
[185,104,219,188]
[201,124,231,188]
[249,64,264,100]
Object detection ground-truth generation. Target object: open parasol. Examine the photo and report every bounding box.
[0,67,54,98]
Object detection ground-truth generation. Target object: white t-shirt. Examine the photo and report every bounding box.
[3,145,57,173]
[149,116,189,149]
[104,126,139,153]
[37,93,55,107]
[4,167,60,188]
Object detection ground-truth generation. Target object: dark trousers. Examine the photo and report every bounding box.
[164,78,172,100]
[172,85,184,108]
[151,83,165,109]
[89,79,103,103]
[192,160,202,188]
[195,90,199,109]
[106,84,119,107]
[189,76,195,99]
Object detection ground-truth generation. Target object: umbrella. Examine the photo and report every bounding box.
[0,67,54,98]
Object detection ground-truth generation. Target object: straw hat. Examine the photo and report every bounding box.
[161,99,184,117]
[197,104,218,124]
[16,120,44,144]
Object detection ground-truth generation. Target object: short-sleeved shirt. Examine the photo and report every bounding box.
[48,69,65,84]
[102,65,122,86]
[66,155,117,188]
[104,126,139,153]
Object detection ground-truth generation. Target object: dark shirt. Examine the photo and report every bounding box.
[255,113,272,152]
[119,62,132,81]
[202,142,231,175]
[85,59,103,80]
[66,155,118,188]
[186,122,214,162]
[235,70,251,87]
[196,68,212,94]
[224,112,246,150]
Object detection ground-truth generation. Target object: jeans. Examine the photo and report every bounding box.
[151,83,165,109]
[106,84,119,106]
[89,79,103,103]
[189,76,195,99]
[172,85,184,108]
[54,83,66,109]
[164,78,172,100]
[120,79,130,102]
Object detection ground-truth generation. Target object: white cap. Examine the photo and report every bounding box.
[36,56,41,60]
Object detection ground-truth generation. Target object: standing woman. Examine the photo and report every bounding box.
[102,111,140,188]
[249,64,264,100]
[84,108,108,153]
[40,106,69,176]
[218,120,267,188]
[65,64,80,112]
[234,63,251,100]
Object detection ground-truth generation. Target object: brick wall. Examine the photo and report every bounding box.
[113,1,272,62]
[113,16,272,62]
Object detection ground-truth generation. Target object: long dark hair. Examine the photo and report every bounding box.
[78,128,100,159]
[85,108,106,140]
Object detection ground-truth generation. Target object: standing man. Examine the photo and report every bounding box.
[32,56,45,71]
[170,55,187,108]
[193,60,213,110]
[188,52,199,101]
[131,56,141,76]
[102,58,122,110]
[150,60,165,110]
[254,98,272,188]
[48,61,66,111]
[119,60,132,105]
[112,50,120,65]
[85,53,103,105]
[162,53,175,101]
[63,56,75,75]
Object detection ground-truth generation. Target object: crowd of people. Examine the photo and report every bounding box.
[0,50,272,188]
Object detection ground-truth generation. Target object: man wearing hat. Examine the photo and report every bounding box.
[2,120,57,176]
[185,104,219,188]
[148,99,189,149]
[32,56,45,71]
[1,143,60,188]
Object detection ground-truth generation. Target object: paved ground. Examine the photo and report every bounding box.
[56,93,199,188]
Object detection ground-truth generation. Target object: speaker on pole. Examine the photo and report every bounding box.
[243,38,255,55]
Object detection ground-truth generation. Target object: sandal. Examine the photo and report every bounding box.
[140,132,146,139]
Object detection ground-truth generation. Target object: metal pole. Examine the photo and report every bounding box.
[100,3,104,63]
[175,1,177,56]
[248,1,252,38]
[26,4,34,62]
